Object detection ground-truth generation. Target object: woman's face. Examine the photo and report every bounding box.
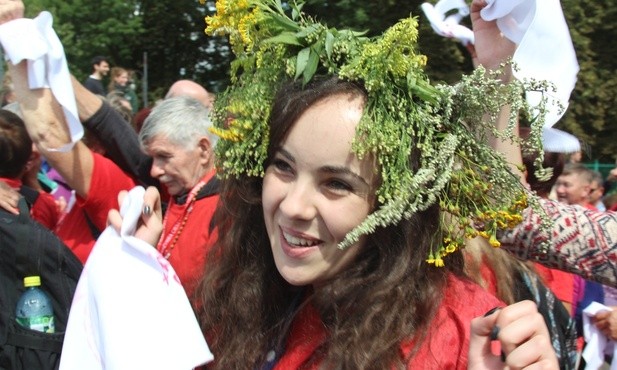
[115,72,129,86]
[262,94,376,287]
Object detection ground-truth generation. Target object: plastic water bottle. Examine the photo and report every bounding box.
[15,276,55,333]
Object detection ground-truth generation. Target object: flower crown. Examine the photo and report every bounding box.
[203,0,549,266]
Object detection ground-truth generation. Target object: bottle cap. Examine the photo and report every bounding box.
[24,276,41,287]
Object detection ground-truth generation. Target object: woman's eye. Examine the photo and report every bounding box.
[326,179,352,192]
[272,159,293,174]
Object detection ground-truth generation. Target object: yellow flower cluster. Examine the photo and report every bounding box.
[339,18,428,93]
[427,156,529,266]
[204,0,260,53]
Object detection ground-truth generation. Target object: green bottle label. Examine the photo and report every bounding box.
[16,315,55,333]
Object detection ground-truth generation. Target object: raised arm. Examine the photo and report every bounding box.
[72,75,158,188]
[501,199,617,287]
[9,61,94,198]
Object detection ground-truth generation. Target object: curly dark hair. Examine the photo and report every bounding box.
[195,77,465,369]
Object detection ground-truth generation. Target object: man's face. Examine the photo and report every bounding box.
[95,61,110,76]
[145,135,208,196]
[589,181,604,204]
[555,173,590,205]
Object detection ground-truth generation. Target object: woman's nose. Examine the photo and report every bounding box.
[279,181,317,220]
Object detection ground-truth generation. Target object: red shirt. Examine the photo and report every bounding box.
[534,263,575,307]
[55,152,136,264]
[0,177,60,229]
[274,274,502,369]
[159,169,219,298]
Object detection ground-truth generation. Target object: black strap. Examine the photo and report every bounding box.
[19,186,40,209]
[6,331,63,353]
[14,198,40,276]
[83,210,102,240]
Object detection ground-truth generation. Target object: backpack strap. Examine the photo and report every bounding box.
[13,197,43,277]
[83,210,102,240]
[18,186,40,209]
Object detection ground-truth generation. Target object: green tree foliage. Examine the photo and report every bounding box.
[558,0,617,161]
[23,0,228,105]
[26,0,144,80]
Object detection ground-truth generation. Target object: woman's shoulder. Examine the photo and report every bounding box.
[402,274,502,369]
[443,273,503,316]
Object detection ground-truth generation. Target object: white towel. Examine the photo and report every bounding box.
[60,186,214,370]
[582,302,617,370]
[421,0,579,127]
[0,12,82,152]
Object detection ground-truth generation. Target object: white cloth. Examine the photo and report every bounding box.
[542,127,580,154]
[421,0,579,127]
[0,12,82,152]
[59,186,214,370]
[481,0,579,127]
[420,0,474,45]
[582,302,617,370]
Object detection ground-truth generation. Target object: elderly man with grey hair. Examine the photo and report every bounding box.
[136,96,220,297]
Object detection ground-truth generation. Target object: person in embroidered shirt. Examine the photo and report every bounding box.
[138,96,219,298]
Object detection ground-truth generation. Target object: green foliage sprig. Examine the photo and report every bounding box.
[203,0,550,266]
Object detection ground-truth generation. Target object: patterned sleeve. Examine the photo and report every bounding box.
[500,198,617,287]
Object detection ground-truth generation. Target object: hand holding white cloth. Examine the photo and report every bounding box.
[0,11,82,151]
[59,186,214,370]
[582,302,617,370]
[421,0,579,127]
[481,0,579,127]
[420,0,474,45]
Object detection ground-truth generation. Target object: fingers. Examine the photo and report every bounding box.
[142,186,162,219]
[0,0,24,24]
[0,182,21,215]
[1,196,20,215]
[110,187,164,247]
[496,300,558,370]
[469,301,558,370]
[468,307,504,369]
[107,208,122,232]
[116,189,128,208]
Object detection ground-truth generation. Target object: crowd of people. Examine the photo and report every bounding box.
[3,0,617,368]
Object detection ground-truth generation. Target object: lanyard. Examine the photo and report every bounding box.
[156,178,208,258]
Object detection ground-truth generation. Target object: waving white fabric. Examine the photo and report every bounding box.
[421,0,579,127]
[542,127,580,154]
[481,0,579,127]
[420,0,474,45]
[0,12,82,152]
[60,186,214,370]
[582,302,617,370]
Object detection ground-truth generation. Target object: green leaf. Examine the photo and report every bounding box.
[263,33,303,46]
[302,49,320,85]
[325,31,335,59]
[295,47,310,80]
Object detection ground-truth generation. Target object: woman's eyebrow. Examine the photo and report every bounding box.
[277,147,370,187]
[319,165,370,187]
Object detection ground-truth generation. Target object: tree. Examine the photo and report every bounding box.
[23,0,230,106]
[558,0,617,161]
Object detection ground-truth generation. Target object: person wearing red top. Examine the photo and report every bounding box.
[0,109,60,229]
[53,151,136,263]
[8,55,136,264]
[138,96,219,298]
